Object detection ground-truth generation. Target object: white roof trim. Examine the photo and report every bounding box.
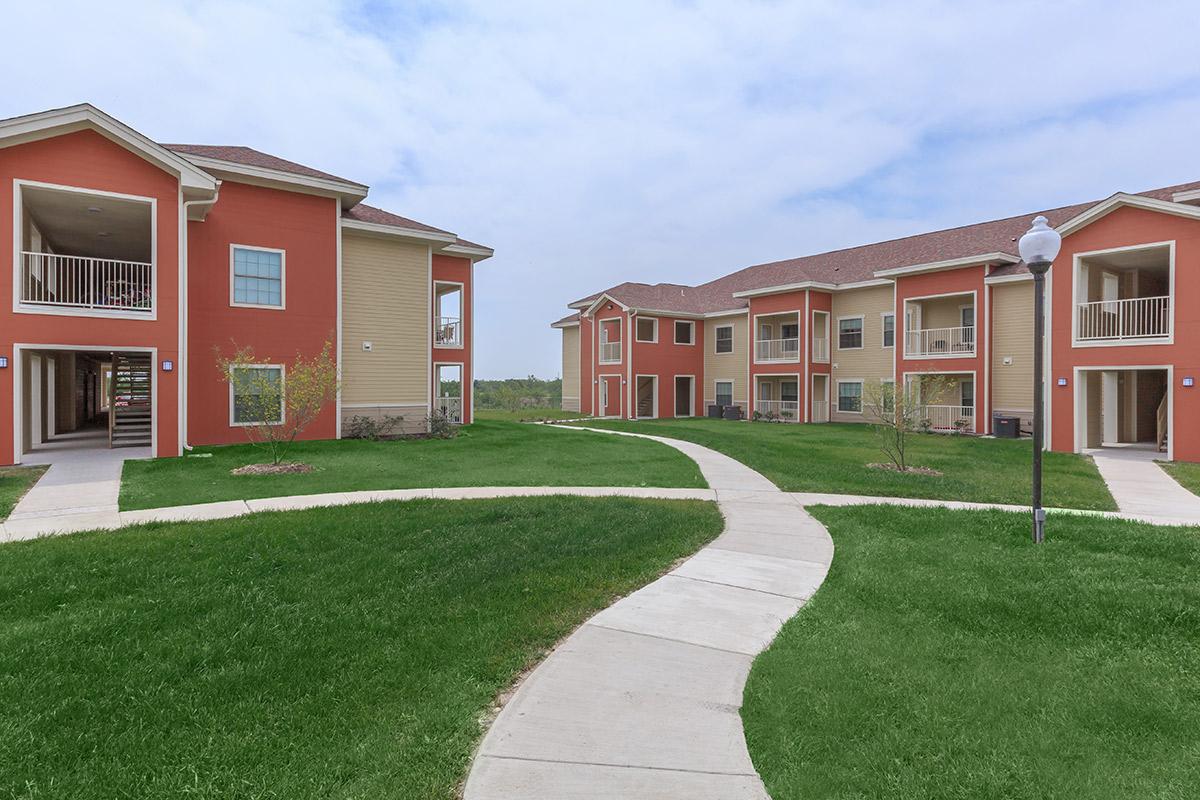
[1171,187,1200,204]
[182,153,368,207]
[581,293,630,316]
[732,277,893,298]
[1055,192,1200,237]
[441,243,494,259]
[873,252,1019,279]
[628,307,705,320]
[704,307,750,318]
[340,217,457,244]
[0,103,217,194]
[550,318,580,329]
[984,272,1033,285]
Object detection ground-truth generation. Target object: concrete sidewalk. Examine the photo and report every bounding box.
[1085,446,1200,525]
[463,427,833,799]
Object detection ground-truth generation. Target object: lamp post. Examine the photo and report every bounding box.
[1018,215,1062,544]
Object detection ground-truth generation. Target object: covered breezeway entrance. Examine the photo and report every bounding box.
[15,345,154,462]
[1076,367,1170,458]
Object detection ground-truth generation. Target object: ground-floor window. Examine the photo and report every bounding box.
[715,380,733,407]
[781,381,798,402]
[837,380,863,413]
[961,379,974,413]
[230,365,284,425]
[881,378,895,413]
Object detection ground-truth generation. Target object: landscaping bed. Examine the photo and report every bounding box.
[120,418,702,511]
[571,418,1115,510]
[743,505,1200,799]
[0,496,722,798]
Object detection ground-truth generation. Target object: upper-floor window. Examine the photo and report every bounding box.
[636,317,658,343]
[882,313,895,348]
[715,324,734,354]
[674,320,695,345]
[960,306,975,328]
[231,245,285,309]
[838,316,863,350]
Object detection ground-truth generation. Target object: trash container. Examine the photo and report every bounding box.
[707,404,724,418]
[993,415,1019,439]
[723,405,744,421]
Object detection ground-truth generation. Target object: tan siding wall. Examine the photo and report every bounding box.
[991,282,1034,422]
[340,233,429,431]
[704,315,748,409]
[830,285,894,423]
[920,294,974,330]
[561,326,580,411]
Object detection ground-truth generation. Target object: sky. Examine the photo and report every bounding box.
[4,1,1200,379]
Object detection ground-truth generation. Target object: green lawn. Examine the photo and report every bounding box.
[743,505,1200,799]
[0,465,46,520]
[572,418,1114,510]
[0,496,722,799]
[1161,460,1200,497]
[120,418,702,510]
[475,407,586,423]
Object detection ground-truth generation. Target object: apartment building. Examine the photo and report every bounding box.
[1,104,491,466]
[554,181,1200,463]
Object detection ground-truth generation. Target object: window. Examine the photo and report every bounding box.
[838,317,863,349]
[961,306,975,328]
[880,379,895,413]
[837,381,863,413]
[715,325,734,354]
[882,313,895,348]
[781,323,799,353]
[231,246,284,308]
[715,380,733,407]
[230,365,284,425]
[781,381,798,403]
[961,379,974,410]
[636,317,657,342]
[674,320,695,345]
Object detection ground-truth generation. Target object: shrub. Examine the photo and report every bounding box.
[427,409,458,439]
[344,414,404,441]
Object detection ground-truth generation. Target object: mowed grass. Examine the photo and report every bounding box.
[743,506,1200,799]
[1161,460,1200,497]
[574,418,1114,510]
[0,496,722,799]
[474,407,586,423]
[120,418,702,510]
[0,465,46,520]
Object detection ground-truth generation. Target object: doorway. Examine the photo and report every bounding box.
[674,375,694,417]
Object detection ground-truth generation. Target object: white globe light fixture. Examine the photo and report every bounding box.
[1018,214,1062,544]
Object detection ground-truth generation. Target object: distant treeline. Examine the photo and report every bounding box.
[474,376,562,410]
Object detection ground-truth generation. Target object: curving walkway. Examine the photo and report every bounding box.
[462,427,834,799]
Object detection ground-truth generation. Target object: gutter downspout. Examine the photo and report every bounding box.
[180,181,221,452]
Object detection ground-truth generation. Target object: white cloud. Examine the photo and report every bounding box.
[4,1,1200,377]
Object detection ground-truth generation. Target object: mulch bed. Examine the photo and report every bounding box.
[231,462,315,476]
[866,462,943,477]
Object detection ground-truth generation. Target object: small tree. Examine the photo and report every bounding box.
[864,375,955,472]
[216,339,339,465]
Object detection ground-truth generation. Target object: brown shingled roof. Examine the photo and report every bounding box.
[165,144,363,186]
[567,178,1200,316]
[342,203,454,236]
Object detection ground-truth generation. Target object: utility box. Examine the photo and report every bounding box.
[723,405,744,421]
[993,415,1020,439]
[707,404,724,418]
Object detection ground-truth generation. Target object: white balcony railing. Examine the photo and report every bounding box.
[905,326,975,358]
[599,341,622,363]
[436,396,463,423]
[916,404,974,433]
[811,399,829,423]
[812,337,829,363]
[755,337,800,362]
[20,251,153,313]
[754,399,800,421]
[435,316,462,347]
[1076,295,1171,341]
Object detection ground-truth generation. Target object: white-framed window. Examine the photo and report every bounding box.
[715,324,734,354]
[880,378,895,413]
[636,317,658,343]
[837,380,863,413]
[781,381,798,403]
[961,379,975,409]
[231,245,285,309]
[882,313,895,348]
[715,380,734,407]
[229,364,284,426]
[838,316,864,350]
[674,320,695,345]
[960,305,975,328]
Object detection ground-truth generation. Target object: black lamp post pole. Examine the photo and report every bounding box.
[1030,260,1049,544]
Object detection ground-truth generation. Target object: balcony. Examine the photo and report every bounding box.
[915,404,975,433]
[811,399,829,423]
[1076,296,1170,341]
[20,252,153,313]
[599,340,622,363]
[904,325,975,358]
[436,395,463,423]
[754,399,800,421]
[811,337,829,363]
[435,316,462,347]
[755,337,800,362]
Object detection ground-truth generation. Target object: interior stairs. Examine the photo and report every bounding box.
[109,352,152,448]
